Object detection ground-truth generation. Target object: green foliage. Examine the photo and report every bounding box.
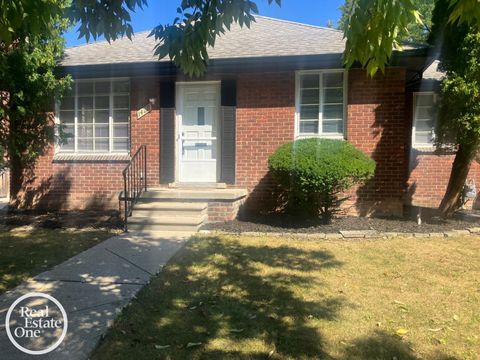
[435,31,480,150]
[150,0,281,77]
[68,0,147,42]
[0,2,72,185]
[0,0,146,46]
[339,0,434,45]
[268,139,375,221]
[343,0,480,77]
[342,0,423,76]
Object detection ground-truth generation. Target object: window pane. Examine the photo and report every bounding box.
[300,89,319,104]
[77,82,93,95]
[323,72,343,88]
[113,110,130,123]
[59,110,74,124]
[416,94,434,106]
[78,124,93,137]
[95,96,109,109]
[60,139,74,151]
[95,110,109,124]
[60,97,74,110]
[324,88,343,104]
[113,138,129,151]
[60,125,75,151]
[416,107,435,120]
[299,121,319,134]
[95,81,110,94]
[113,80,130,93]
[78,139,93,151]
[300,105,319,120]
[323,104,343,120]
[95,139,109,152]
[300,75,319,89]
[416,119,434,131]
[78,96,93,110]
[113,124,128,137]
[95,124,109,137]
[114,95,129,109]
[78,110,93,123]
[323,120,343,134]
[415,132,433,144]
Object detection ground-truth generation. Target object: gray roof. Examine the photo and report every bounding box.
[62,16,345,67]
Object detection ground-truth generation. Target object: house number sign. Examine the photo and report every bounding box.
[136,103,152,119]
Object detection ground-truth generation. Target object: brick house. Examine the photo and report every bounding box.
[12,16,480,226]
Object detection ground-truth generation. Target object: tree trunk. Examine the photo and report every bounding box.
[9,152,23,207]
[439,144,477,217]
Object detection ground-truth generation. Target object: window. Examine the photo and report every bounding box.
[57,79,130,153]
[296,70,346,137]
[413,92,437,147]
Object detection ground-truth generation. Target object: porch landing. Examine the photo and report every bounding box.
[127,188,247,232]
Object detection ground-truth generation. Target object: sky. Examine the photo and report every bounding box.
[64,0,345,47]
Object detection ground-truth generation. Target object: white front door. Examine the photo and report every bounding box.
[177,83,220,183]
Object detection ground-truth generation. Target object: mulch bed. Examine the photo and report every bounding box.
[202,211,480,234]
[0,210,123,231]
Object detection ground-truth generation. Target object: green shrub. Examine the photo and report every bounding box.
[268,138,375,221]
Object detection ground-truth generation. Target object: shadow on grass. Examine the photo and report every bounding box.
[342,330,459,360]
[94,235,344,359]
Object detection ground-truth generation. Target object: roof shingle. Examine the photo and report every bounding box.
[61,16,345,67]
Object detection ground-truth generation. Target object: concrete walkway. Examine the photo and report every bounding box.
[0,230,190,359]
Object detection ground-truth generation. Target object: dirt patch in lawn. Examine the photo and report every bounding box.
[202,211,480,234]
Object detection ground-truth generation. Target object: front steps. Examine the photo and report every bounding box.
[126,188,247,232]
[128,200,208,232]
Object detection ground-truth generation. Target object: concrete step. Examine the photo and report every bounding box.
[139,188,248,201]
[127,214,207,232]
[133,201,208,211]
[132,201,208,217]
[133,208,207,218]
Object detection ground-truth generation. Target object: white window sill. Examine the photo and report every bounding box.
[53,153,130,162]
[412,144,436,150]
[296,134,345,140]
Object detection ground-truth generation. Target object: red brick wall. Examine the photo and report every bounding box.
[346,68,407,216]
[235,72,296,210]
[405,92,480,209]
[13,77,161,210]
[130,77,160,187]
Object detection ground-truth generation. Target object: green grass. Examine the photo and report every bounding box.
[93,234,480,360]
[0,227,115,294]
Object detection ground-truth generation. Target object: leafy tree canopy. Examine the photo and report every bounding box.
[339,0,434,45]
[342,0,480,76]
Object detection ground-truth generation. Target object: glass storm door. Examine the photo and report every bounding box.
[178,83,219,182]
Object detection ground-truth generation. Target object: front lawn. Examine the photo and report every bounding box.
[0,227,115,294]
[94,234,480,360]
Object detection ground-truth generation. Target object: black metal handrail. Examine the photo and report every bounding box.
[121,145,147,231]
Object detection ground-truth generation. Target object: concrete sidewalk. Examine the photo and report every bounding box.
[0,230,190,359]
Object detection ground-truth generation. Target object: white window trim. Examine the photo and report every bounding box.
[54,77,131,155]
[294,69,348,139]
[412,91,437,149]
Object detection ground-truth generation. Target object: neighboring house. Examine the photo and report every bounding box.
[11,16,480,220]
